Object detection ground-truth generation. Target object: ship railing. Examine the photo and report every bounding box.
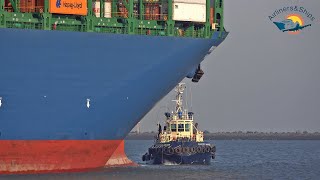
[54,24,87,32]
[172,27,212,39]
[134,27,165,36]
[110,12,168,22]
[194,27,206,38]
[112,12,129,18]
[95,26,128,34]
[2,16,216,39]
[171,116,193,121]
[143,0,162,3]
[4,6,45,13]
[143,13,168,21]
[5,21,43,30]
[4,6,14,12]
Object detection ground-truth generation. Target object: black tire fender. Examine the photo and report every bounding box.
[201,146,206,153]
[196,146,202,153]
[205,146,211,153]
[182,147,189,154]
[168,147,174,154]
[190,147,196,153]
[175,147,182,154]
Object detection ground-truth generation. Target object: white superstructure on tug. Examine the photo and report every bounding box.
[158,83,204,143]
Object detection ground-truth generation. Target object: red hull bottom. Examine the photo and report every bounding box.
[0,140,135,174]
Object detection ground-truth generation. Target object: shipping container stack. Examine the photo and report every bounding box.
[93,0,112,18]
[118,2,128,18]
[145,3,160,20]
[35,0,44,13]
[133,3,139,18]
[1,0,224,38]
[16,0,44,13]
[210,8,214,24]
[19,0,35,13]
[4,0,13,12]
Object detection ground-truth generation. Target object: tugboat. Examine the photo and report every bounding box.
[142,83,215,165]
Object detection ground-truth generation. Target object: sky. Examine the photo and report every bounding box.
[137,0,320,132]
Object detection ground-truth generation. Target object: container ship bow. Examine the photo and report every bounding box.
[0,0,228,174]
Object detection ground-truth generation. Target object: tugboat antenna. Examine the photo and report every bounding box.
[173,83,186,114]
[190,85,193,112]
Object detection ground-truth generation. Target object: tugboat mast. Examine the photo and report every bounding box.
[173,83,186,114]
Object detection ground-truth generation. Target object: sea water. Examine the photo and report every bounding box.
[2,140,320,179]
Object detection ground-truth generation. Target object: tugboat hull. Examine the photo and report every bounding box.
[143,141,215,165]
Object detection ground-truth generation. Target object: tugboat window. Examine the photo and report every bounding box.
[171,124,177,132]
[185,124,190,132]
[178,124,184,132]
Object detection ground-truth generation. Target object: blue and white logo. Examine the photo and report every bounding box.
[56,0,61,8]
[273,15,311,34]
[269,6,316,34]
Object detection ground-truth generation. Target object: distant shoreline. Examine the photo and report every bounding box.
[126,132,320,140]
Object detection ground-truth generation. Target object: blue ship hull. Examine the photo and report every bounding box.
[0,28,227,173]
[0,28,227,140]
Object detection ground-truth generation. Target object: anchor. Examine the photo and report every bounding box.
[192,64,204,83]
